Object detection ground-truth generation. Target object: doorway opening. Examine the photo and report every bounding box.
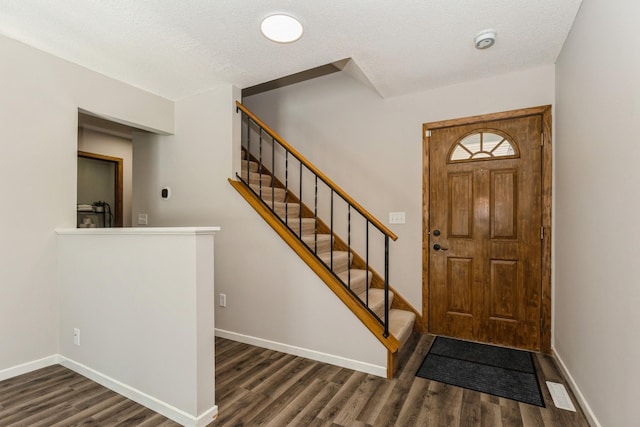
[77,151,123,227]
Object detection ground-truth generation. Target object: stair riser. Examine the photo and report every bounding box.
[389,309,416,347]
[345,279,368,297]
[260,194,286,203]
[319,253,352,274]
[338,270,372,296]
[241,160,259,173]
[283,220,316,235]
[272,204,300,217]
[251,186,286,203]
[332,258,350,274]
[368,293,394,321]
[302,235,332,253]
[248,174,271,186]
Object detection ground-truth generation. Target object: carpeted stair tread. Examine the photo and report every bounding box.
[361,288,395,320]
[269,202,300,217]
[301,233,332,253]
[388,309,416,346]
[280,217,316,235]
[241,160,259,173]
[251,184,286,202]
[246,172,271,186]
[318,251,352,274]
[337,269,373,296]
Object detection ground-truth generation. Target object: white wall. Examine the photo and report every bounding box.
[78,128,134,226]
[57,228,217,425]
[244,65,556,316]
[0,34,173,374]
[133,84,389,374]
[555,1,640,425]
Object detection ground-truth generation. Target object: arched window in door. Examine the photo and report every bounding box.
[449,130,519,162]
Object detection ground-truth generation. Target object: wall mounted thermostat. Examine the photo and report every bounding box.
[161,187,171,200]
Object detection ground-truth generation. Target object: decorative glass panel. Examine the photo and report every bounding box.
[449,131,518,162]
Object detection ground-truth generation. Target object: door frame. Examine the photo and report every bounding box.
[78,150,124,227]
[422,105,552,353]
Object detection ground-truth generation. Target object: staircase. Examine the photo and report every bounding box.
[231,102,419,378]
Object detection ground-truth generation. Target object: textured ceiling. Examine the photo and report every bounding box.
[0,0,582,100]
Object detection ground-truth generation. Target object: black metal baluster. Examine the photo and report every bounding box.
[330,190,334,271]
[246,116,251,185]
[259,128,263,191]
[299,164,303,237]
[347,205,351,289]
[366,221,370,306]
[285,151,289,225]
[271,136,275,209]
[384,235,390,338]
[314,176,318,253]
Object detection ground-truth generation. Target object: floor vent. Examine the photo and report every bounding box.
[546,381,576,411]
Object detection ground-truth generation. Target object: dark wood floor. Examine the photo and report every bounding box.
[0,334,590,426]
[0,364,180,426]
[214,334,590,426]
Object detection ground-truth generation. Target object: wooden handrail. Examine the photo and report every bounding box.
[236,101,398,241]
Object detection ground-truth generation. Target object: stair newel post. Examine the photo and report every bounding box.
[314,175,318,253]
[384,234,390,338]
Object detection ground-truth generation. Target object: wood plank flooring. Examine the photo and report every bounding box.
[0,365,180,426]
[213,333,590,426]
[0,333,590,426]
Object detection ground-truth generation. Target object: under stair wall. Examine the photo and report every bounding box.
[215,212,389,376]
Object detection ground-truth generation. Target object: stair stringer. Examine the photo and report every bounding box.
[229,178,400,355]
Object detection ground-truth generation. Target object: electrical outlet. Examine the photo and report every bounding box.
[73,328,80,346]
[219,293,227,307]
[137,213,148,225]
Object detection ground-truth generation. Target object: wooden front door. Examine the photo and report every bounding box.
[426,110,548,351]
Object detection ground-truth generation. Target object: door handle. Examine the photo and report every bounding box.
[433,244,448,251]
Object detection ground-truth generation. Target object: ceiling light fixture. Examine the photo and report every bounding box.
[261,14,303,43]
[474,30,497,50]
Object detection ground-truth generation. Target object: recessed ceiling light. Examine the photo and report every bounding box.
[261,14,303,43]
[474,30,497,50]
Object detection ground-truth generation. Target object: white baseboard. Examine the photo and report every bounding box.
[0,355,60,382]
[215,328,387,378]
[552,348,601,427]
[58,356,218,427]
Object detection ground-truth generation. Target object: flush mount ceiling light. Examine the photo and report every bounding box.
[261,14,303,43]
[474,29,497,49]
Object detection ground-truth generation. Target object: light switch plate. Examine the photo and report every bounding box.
[389,212,406,224]
[137,213,148,225]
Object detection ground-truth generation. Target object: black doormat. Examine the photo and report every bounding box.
[416,336,545,407]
